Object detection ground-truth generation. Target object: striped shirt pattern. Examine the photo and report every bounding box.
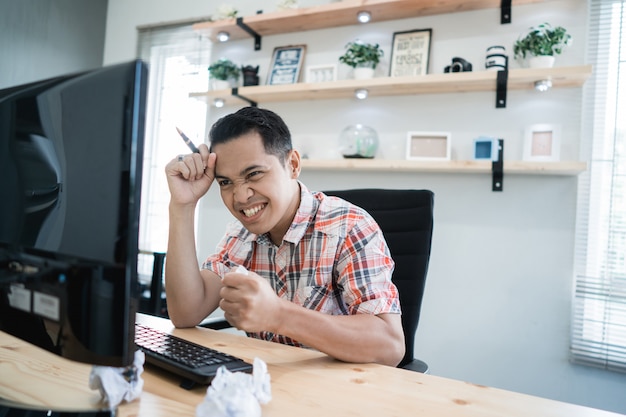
[202,182,400,347]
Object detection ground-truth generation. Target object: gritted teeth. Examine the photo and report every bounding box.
[242,204,265,217]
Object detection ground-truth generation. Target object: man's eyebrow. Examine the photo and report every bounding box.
[215,164,268,180]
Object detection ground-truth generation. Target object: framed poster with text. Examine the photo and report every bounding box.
[390,29,432,77]
[267,45,306,85]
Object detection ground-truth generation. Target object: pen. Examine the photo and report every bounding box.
[176,127,200,153]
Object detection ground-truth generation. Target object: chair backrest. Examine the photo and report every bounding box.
[323,189,434,368]
[139,251,168,318]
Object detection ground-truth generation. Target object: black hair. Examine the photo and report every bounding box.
[209,107,292,164]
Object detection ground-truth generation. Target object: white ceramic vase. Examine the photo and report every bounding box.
[212,79,232,90]
[353,67,375,80]
[528,55,555,68]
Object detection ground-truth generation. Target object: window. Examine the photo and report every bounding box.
[571,0,626,372]
[136,22,210,279]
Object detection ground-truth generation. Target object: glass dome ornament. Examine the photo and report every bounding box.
[338,124,379,158]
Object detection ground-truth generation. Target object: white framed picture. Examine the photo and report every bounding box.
[306,64,337,83]
[523,124,561,161]
[406,131,451,160]
[267,44,307,85]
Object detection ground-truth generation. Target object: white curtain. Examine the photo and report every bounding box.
[571,0,626,372]
[135,22,211,278]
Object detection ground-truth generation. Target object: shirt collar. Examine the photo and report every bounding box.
[255,181,317,246]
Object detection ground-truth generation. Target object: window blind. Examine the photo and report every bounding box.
[135,22,211,279]
[571,0,626,372]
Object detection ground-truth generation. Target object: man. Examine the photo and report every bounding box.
[164,107,404,366]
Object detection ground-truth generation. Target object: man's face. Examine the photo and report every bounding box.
[212,131,301,245]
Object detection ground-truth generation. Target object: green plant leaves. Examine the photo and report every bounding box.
[208,58,241,80]
[513,23,572,60]
[339,40,384,69]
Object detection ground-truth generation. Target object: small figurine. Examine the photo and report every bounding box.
[242,65,260,86]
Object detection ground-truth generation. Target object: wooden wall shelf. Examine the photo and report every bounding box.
[190,65,592,106]
[193,0,546,44]
[301,159,587,176]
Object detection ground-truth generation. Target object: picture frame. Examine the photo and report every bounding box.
[267,45,306,85]
[305,64,337,83]
[406,131,451,161]
[473,136,500,161]
[523,124,561,161]
[390,29,432,77]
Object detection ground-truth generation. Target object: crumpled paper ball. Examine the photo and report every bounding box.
[196,357,271,417]
[89,350,145,408]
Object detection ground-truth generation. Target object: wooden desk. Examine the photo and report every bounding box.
[0,313,620,417]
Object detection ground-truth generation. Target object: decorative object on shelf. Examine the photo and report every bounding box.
[473,136,500,160]
[242,65,260,86]
[406,131,451,161]
[513,23,572,68]
[276,0,298,10]
[339,40,383,80]
[208,58,241,90]
[528,55,556,69]
[338,124,379,159]
[485,46,508,71]
[267,45,306,85]
[213,4,239,20]
[523,124,561,161]
[306,64,337,83]
[444,57,473,73]
[390,29,431,77]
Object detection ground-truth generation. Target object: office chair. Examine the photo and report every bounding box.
[201,188,434,373]
[138,251,168,318]
[324,189,434,373]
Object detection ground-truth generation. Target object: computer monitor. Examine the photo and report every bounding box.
[0,60,147,368]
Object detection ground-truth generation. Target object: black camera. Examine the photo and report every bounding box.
[444,57,473,73]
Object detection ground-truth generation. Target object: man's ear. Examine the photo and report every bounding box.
[287,149,301,179]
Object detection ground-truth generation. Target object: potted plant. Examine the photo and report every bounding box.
[208,58,241,89]
[513,23,572,68]
[213,4,239,20]
[339,40,384,79]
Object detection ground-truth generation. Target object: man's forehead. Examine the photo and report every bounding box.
[214,150,278,179]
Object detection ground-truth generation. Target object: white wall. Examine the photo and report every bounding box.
[104,1,626,414]
[0,0,108,88]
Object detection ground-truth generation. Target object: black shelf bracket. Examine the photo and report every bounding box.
[492,139,504,192]
[500,0,512,24]
[236,17,261,51]
[496,69,508,108]
[232,87,258,107]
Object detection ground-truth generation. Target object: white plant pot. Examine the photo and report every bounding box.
[212,79,232,90]
[353,67,375,80]
[528,55,555,69]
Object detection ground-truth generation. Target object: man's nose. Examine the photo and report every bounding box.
[233,181,252,202]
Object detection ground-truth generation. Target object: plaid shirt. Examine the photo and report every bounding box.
[202,182,400,347]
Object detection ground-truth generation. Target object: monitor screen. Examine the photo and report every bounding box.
[0,60,147,368]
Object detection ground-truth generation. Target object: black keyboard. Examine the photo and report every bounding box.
[135,323,253,386]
